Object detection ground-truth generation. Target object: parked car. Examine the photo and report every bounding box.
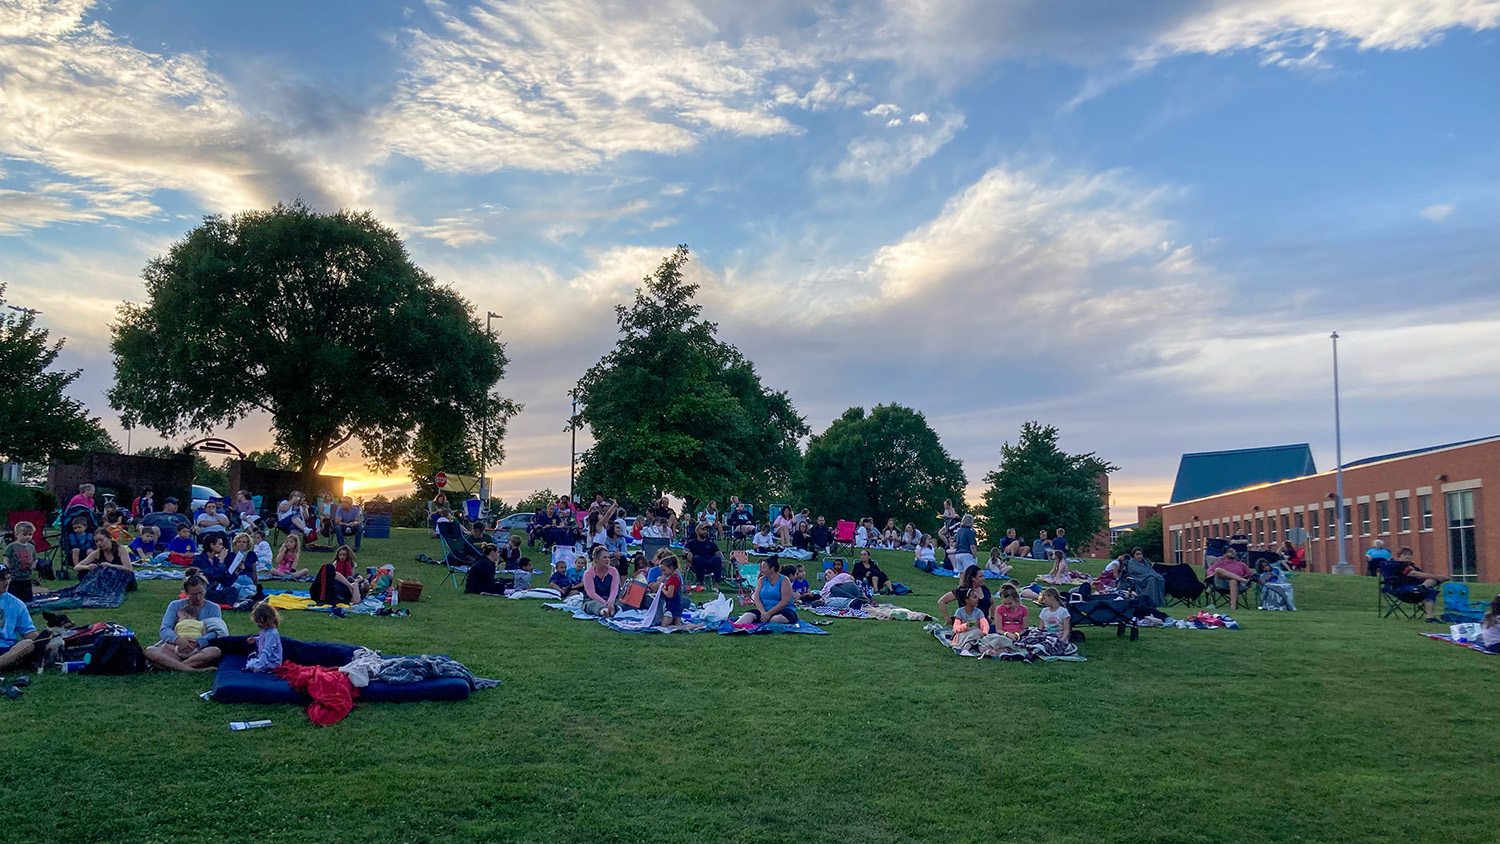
[494,512,534,532]
[190,485,222,512]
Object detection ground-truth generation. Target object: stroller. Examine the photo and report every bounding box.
[53,504,101,580]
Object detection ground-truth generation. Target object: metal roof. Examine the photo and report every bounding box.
[1169,444,1317,504]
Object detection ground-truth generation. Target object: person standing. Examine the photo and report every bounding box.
[951,515,979,570]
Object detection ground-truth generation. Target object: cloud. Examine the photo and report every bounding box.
[0,0,372,230]
[834,111,965,183]
[379,0,812,174]
[1419,203,1454,223]
[865,102,902,117]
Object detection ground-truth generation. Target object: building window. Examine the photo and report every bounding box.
[1398,498,1410,533]
[1255,518,1264,545]
[1295,512,1304,530]
[1310,509,1320,540]
[1358,503,1370,536]
[1420,494,1433,530]
[1270,519,1279,543]
[1172,529,1183,565]
[1343,504,1353,539]
[1377,500,1389,534]
[1281,513,1290,533]
[1446,490,1476,581]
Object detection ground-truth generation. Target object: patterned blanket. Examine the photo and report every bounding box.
[806,603,933,621]
[1421,632,1498,655]
[925,623,1085,662]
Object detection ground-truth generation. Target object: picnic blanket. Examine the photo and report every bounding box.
[507,587,563,600]
[1171,612,1240,630]
[263,589,387,615]
[133,568,186,580]
[749,548,814,560]
[27,566,133,610]
[716,620,827,635]
[806,602,934,621]
[925,624,1085,662]
[545,591,737,633]
[925,566,1011,580]
[1421,632,1499,655]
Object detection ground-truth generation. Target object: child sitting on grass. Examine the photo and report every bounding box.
[952,587,990,635]
[272,534,309,579]
[995,583,1028,638]
[1038,587,1072,641]
[1481,596,1500,654]
[791,564,811,600]
[1047,550,1069,581]
[243,602,283,672]
[251,529,273,571]
[167,523,197,566]
[752,525,778,553]
[127,525,168,565]
[986,547,1012,578]
[550,560,576,597]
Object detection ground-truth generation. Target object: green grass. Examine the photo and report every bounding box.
[2,529,1495,844]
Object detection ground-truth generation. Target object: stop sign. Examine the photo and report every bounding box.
[434,472,447,488]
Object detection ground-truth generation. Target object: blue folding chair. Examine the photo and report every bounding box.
[1440,582,1486,623]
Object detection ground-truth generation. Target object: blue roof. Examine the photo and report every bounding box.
[1342,436,1496,469]
[1169,444,1317,503]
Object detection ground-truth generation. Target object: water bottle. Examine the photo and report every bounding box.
[61,660,88,673]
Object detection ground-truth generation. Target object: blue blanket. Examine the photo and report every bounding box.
[716,620,827,635]
[923,566,1012,580]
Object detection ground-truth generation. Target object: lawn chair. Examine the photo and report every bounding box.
[1066,592,1140,640]
[6,509,55,578]
[1439,582,1486,623]
[1153,563,1204,608]
[833,520,856,553]
[640,536,670,564]
[820,556,848,581]
[1377,575,1427,620]
[435,520,485,588]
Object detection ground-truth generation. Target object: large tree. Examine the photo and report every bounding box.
[795,404,967,532]
[979,421,1117,547]
[1111,512,1165,561]
[0,285,110,465]
[108,201,514,482]
[572,246,807,505]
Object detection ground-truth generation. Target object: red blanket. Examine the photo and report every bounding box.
[274,662,360,725]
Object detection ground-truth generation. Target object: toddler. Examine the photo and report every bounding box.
[174,604,206,642]
[791,565,811,600]
[512,558,535,591]
[4,521,38,601]
[243,602,283,672]
[655,556,686,626]
[549,560,576,597]
[251,529,273,571]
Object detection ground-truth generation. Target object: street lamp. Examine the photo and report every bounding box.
[569,389,578,504]
[1330,331,1353,575]
[479,311,502,501]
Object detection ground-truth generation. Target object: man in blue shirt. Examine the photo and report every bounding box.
[1031,530,1050,560]
[334,496,364,551]
[1052,528,1069,557]
[0,564,39,671]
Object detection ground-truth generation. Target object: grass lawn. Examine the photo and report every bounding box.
[2,528,1495,844]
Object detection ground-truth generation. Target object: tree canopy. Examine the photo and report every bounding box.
[795,404,967,533]
[979,421,1117,547]
[108,201,515,481]
[1111,512,1164,561]
[0,285,110,465]
[572,246,807,505]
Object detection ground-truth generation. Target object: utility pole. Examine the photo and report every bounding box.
[569,390,578,504]
[1330,331,1353,575]
[480,311,501,501]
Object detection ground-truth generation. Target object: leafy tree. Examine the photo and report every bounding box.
[108,201,514,483]
[572,246,807,504]
[0,285,110,465]
[1110,512,1164,561]
[515,488,561,514]
[795,405,967,533]
[407,401,519,500]
[979,421,1117,548]
[245,449,296,471]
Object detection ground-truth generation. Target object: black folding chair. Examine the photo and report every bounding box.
[1378,578,1427,620]
[1067,592,1140,640]
[1154,563,1205,608]
[436,520,486,588]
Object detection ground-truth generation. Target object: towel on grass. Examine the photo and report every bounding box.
[133,568,186,581]
[749,548,813,560]
[27,566,133,610]
[1172,612,1240,629]
[927,567,1011,580]
[1421,632,1498,655]
[262,589,387,615]
[339,647,500,690]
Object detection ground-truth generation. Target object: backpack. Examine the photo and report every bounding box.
[82,625,147,675]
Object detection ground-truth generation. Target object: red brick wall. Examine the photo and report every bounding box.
[1160,439,1498,581]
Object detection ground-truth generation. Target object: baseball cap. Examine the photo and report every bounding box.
[164,496,179,504]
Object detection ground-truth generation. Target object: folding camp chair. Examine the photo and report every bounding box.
[435,520,485,588]
[833,520,856,554]
[6,509,56,579]
[1204,576,1251,611]
[1439,583,1486,623]
[1378,577,1427,620]
[639,536,670,566]
[820,556,848,581]
[1067,592,1140,640]
[1153,563,1205,608]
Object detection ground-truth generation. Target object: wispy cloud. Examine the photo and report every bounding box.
[1419,203,1454,223]
[834,111,965,183]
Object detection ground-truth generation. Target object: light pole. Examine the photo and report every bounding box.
[569,390,578,504]
[479,311,501,501]
[1330,331,1353,575]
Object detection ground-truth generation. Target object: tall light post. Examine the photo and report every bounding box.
[1330,331,1353,575]
[568,390,578,504]
[479,311,502,501]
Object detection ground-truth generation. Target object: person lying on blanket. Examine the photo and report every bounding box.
[734,556,798,626]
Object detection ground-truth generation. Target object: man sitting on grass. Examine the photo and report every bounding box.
[0,564,39,671]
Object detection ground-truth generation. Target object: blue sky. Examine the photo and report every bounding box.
[2,0,1497,517]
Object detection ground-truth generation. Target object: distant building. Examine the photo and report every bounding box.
[1160,437,1497,581]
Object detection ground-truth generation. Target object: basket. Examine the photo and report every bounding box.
[396,579,423,603]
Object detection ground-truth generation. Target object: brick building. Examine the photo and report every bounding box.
[1159,437,1497,582]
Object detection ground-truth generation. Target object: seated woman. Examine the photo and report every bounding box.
[600,521,630,556]
[735,556,797,626]
[143,574,225,673]
[936,565,992,623]
[851,549,892,594]
[790,521,814,555]
[899,523,922,551]
[276,491,312,536]
[192,532,238,604]
[1254,559,1296,610]
[74,529,135,579]
[1120,548,1165,608]
[1278,540,1306,570]
[913,535,938,571]
[1097,554,1126,589]
[751,524,779,554]
[771,506,797,546]
[581,546,622,618]
[465,543,514,595]
[684,525,724,588]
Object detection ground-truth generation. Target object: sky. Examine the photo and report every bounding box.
[2,0,1497,522]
